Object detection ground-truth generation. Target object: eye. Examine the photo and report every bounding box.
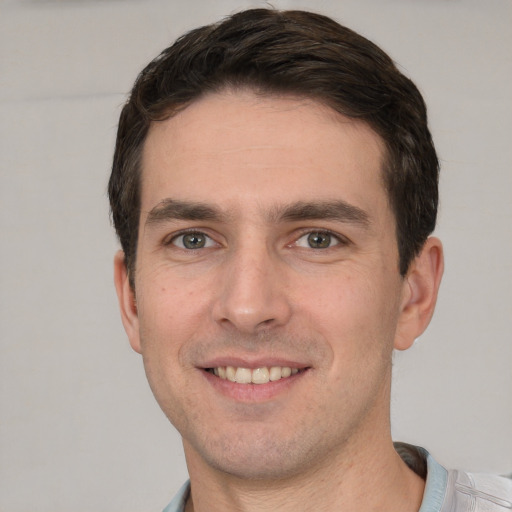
[170,231,216,250]
[295,231,341,249]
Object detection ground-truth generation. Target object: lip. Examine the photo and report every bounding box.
[201,367,309,402]
[200,355,310,370]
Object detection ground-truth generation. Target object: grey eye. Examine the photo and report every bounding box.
[307,232,332,249]
[295,231,341,249]
[183,233,206,249]
[173,232,213,249]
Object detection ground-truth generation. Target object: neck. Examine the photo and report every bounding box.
[184,432,425,512]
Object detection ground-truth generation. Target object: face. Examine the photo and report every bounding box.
[116,90,427,481]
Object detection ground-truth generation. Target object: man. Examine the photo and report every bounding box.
[109,8,511,512]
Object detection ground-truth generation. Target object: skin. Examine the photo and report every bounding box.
[114,90,443,511]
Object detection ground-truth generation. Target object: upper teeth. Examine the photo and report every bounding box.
[211,366,300,384]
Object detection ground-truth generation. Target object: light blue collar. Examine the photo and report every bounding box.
[162,480,190,512]
[417,446,448,512]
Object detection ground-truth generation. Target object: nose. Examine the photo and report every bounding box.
[212,244,292,334]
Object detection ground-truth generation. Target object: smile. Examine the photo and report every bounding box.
[206,366,304,384]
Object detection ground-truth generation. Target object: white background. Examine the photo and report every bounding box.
[1,0,510,510]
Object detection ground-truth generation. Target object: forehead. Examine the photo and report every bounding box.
[140,90,388,217]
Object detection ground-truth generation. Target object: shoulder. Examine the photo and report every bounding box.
[444,469,512,511]
[394,442,511,512]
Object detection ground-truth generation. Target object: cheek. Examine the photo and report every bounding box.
[136,267,213,337]
[135,280,203,417]
[300,270,400,355]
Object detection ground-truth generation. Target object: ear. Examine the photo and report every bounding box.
[113,250,142,354]
[394,237,444,351]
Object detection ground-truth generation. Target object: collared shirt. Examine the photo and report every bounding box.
[162,444,512,512]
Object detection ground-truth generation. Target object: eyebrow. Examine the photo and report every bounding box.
[273,200,370,227]
[144,198,370,228]
[145,199,226,226]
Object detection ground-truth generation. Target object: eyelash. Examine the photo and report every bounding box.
[165,230,217,250]
[293,229,349,250]
[164,228,349,251]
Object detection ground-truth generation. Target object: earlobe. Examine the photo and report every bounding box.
[394,237,444,351]
[113,250,142,354]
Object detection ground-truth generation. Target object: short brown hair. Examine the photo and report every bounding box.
[109,8,439,284]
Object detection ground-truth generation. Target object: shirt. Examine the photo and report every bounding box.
[162,444,512,512]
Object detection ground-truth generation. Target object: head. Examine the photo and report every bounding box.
[109,8,439,286]
[110,8,443,483]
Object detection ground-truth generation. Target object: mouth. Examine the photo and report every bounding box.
[205,366,307,384]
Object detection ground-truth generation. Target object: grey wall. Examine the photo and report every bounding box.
[1,0,510,510]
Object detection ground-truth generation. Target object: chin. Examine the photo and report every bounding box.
[185,426,324,482]
[204,450,305,481]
